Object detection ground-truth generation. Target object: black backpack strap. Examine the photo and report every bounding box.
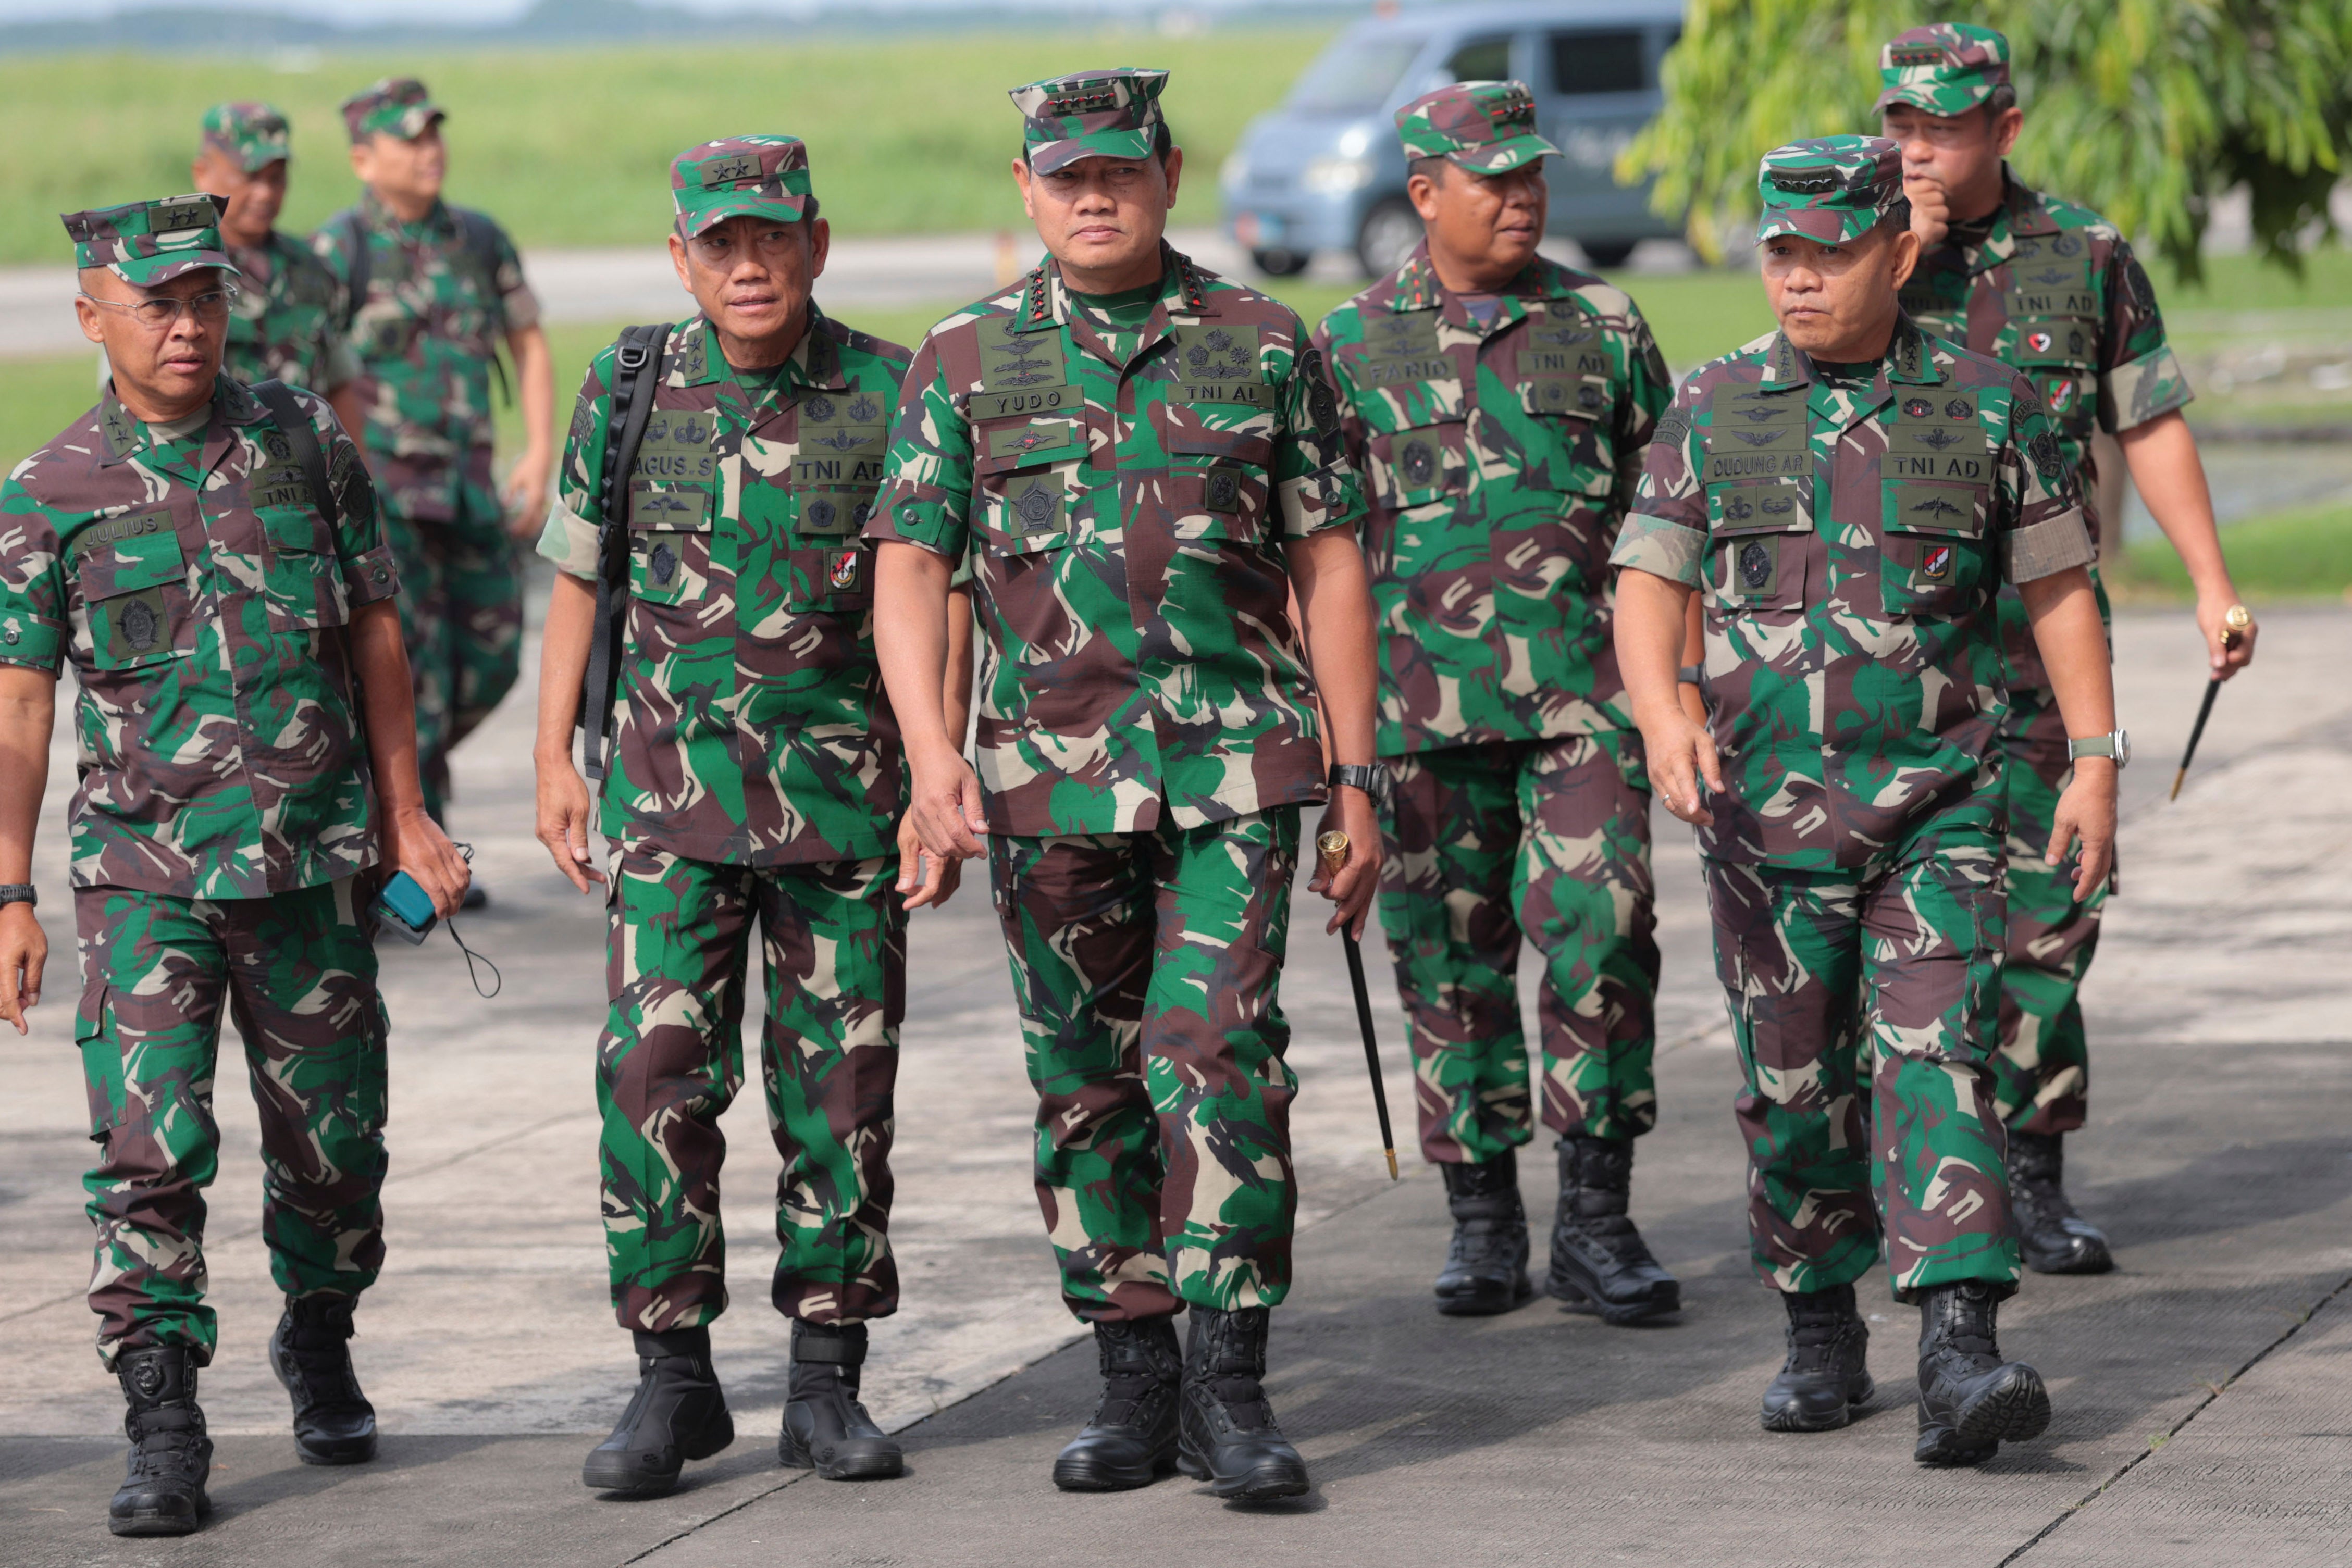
[454,208,515,409]
[335,209,371,332]
[250,379,339,530]
[579,322,671,781]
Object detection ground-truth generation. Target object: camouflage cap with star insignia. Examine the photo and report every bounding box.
[1010,68,1169,176]
[1394,80,1559,173]
[201,101,290,173]
[341,76,445,144]
[61,193,239,286]
[671,135,814,235]
[1755,136,1905,243]
[1875,23,2013,116]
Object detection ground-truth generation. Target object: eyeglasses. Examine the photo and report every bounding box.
[77,286,239,330]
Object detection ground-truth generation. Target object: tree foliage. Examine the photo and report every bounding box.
[1625,0,2352,278]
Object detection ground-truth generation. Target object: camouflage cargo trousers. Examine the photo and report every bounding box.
[73,880,389,1367]
[1704,821,2022,1301]
[1377,732,1659,1164]
[990,808,1301,1322]
[1995,594,2109,1136]
[598,841,903,1333]
[381,452,521,819]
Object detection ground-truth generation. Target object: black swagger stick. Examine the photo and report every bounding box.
[1318,830,1398,1180]
[2171,604,2254,802]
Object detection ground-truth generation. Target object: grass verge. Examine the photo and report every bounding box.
[2108,501,2352,606]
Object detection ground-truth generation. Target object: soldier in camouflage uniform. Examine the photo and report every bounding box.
[1312,80,1680,1327]
[534,136,961,1497]
[1610,139,2124,1465]
[1877,22,2256,1275]
[190,102,364,438]
[869,68,1380,1502]
[317,78,554,840]
[0,194,467,1535]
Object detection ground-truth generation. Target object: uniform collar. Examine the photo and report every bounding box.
[1755,314,1944,395]
[1936,167,2055,277]
[1013,242,1213,370]
[672,307,847,395]
[359,186,454,242]
[96,375,263,467]
[1385,241,1577,314]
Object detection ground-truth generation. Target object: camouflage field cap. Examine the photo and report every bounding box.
[62,193,239,286]
[670,135,814,235]
[1875,23,2013,116]
[341,77,444,144]
[1394,80,1558,173]
[201,101,291,173]
[1755,136,1905,243]
[1010,69,1169,176]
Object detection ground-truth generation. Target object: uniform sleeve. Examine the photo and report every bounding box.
[487,218,541,335]
[1613,309,1674,520]
[1608,372,1707,587]
[306,392,398,607]
[0,469,69,673]
[1998,372,2096,583]
[1273,315,1361,540]
[864,331,974,561]
[537,350,616,581]
[2097,239,2192,435]
[1308,312,1373,539]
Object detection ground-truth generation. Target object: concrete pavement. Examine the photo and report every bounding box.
[0,598,2346,1564]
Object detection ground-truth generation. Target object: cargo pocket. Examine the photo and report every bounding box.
[627,482,715,607]
[972,432,1079,558]
[76,979,127,1144]
[77,522,191,671]
[785,543,875,613]
[1703,478,1811,614]
[259,502,350,631]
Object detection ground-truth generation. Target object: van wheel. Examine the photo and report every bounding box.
[1251,247,1310,278]
[1355,200,1422,279]
[1580,240,1638,269]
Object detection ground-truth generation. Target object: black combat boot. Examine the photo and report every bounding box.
[1914,1281,2051,1466]
[780,1321,903,1480]
[1053,1315,1182,1491]
[108,1346,212,1537]
[1176,1307,1308,1501]
[1545,1135,1681,1324]
[581,1326,735,1496]
[268,1294,377,1465]
[2008,1131,2115,1275]
[1759,1284,1874,1433]
[1434,1152,1534,1316]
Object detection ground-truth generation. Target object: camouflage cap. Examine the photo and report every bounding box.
[341,77,444,144]
[1394,80,1559,174]
[62,193,239,286]
[1875,23,2013,116]
[201,101,290,173]
[1755,136,1905,244]
[670,135,814,236]
[1009,68,1169,177]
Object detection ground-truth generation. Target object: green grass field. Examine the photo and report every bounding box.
[0,31,1335,266]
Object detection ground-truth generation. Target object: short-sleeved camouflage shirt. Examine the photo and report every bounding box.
[1314,243,1671,754]
[313,191,540,521]
[224,229,358,395]
[539,310,912,868]
[866,245,1363,836]
[1610,318,2095,871]
[0,376,398,898]
[1901,169,2191,545]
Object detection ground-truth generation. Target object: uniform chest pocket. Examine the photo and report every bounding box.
[785,544,875,614]
[77,522,192,672]
[1369,419,1465,511]
[1879,476,1995,618]
[628,483,716,607]
[250,455,350,631]
[972,424,1079,558]
[1167,423,1274,545]
[1704,478,1812,614]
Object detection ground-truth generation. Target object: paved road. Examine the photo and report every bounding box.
[0,602,2345,1564]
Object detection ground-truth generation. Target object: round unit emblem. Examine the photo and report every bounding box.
[807,499,837,532]
[650,542,678,585]
[1014,486,1055,529]
[121,595,159,651]
[1401,440,1435,486]
[1738,541,1772,590]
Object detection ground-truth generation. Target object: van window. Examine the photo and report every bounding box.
[1549,30,1648,95]
[1446,36,1513,82]
[1287,36,1426,113]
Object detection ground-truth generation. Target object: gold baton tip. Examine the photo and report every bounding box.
[1316,830,1351,876]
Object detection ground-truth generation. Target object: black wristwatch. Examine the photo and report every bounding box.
[1327,762,1390,804]
[0,884,34,910]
